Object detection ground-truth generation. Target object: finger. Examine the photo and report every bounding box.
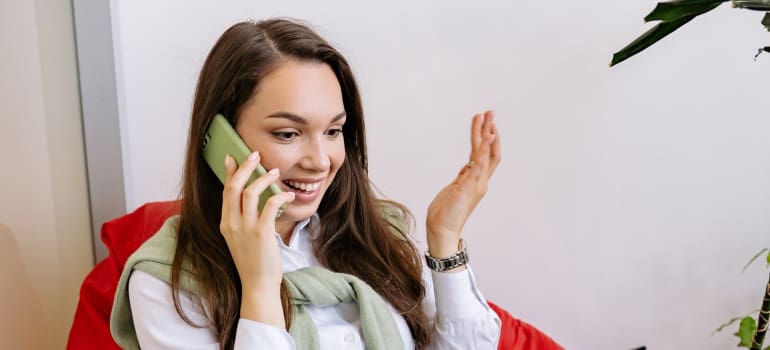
[242,168,281,228]
[224,154,236,184]
[229,151,261,191]
[221,154,240,234]
[222,152,260,231]
[470,110,495,171]
[489,123,501,174]
[480,110,497,167]
[259,192,296,225]
[470,113,484,153]
[482,110,495,144]
[457,111,494,187]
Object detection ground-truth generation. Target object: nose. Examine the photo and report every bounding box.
[299,136,330,172]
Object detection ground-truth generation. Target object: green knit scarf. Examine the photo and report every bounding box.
[110,215,404,350]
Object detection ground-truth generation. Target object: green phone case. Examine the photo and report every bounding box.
[203,114,284,217]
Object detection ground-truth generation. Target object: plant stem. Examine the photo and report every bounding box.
[732,0,770,11]
[750,272,770,350]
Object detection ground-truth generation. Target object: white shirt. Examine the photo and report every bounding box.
[128,215,501,349]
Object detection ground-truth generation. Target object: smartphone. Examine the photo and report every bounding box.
[203,114,285,218]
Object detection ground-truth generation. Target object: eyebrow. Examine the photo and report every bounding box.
[265,111,346,125]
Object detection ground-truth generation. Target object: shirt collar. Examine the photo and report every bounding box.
[284,213,320,248]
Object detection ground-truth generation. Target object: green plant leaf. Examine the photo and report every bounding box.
[610,0,727,66]
[732,0,770,11]
[744,248,769,272]
[645,0,728,22]
[611,15,696,66]
[716,316,747,333]
[715,310,762,334]
[739,316,757,347]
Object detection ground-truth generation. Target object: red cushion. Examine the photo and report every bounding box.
[66,199,561,350]
[66,200,180,350]
[489,301,563,350]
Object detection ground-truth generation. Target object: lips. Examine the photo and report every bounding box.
[283,180,322,192]
[283,180,321,192]
[280,178,325,204]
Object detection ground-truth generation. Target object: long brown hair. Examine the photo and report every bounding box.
[171,19,429,349]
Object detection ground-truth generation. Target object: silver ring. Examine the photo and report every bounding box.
[466,160,475,168]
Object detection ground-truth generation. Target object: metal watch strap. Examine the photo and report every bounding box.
[424,239,469,272]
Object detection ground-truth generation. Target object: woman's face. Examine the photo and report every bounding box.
[236,60,346,224]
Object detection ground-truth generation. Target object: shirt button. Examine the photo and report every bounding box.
[344,333,355,343]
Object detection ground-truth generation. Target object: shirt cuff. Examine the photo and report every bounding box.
[234,318,295,349]
[431,265,490,320]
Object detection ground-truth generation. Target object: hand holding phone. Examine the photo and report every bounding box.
[202,114,285,218]
[203,114,294,327]
[207,117,294,327]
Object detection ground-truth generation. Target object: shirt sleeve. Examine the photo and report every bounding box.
[128,270,296,349]
[422,263,502,349]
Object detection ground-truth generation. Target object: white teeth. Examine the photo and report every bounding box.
[285,180,321,192]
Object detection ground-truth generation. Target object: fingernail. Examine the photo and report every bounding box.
[268,168,279,175]
[247,151,259,161]
[224,155,233,167]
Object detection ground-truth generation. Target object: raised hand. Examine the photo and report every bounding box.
[220,151,295,328]
[426,110,501,260]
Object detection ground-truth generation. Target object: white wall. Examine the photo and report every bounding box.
[0,0,93,348]
[110,1,770,348]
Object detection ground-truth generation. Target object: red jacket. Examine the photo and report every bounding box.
[66,200,562,350]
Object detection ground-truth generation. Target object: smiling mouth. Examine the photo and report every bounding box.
[282,180,322,193]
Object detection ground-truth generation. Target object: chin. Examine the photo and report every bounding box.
[279,202,320,223]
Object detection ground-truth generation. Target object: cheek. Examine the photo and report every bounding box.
[331,143,346,171]
[257,144,298,172]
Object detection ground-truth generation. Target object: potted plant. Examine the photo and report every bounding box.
[610,1,770,348]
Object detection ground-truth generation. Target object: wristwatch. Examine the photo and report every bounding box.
[425,239,469,272]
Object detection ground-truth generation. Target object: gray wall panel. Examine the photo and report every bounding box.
[72,0,126,262]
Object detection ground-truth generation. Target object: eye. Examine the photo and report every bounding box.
[326,128,343,138]
[272,131,299,142]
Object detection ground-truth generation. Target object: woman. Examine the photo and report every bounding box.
[111,18,501,349]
